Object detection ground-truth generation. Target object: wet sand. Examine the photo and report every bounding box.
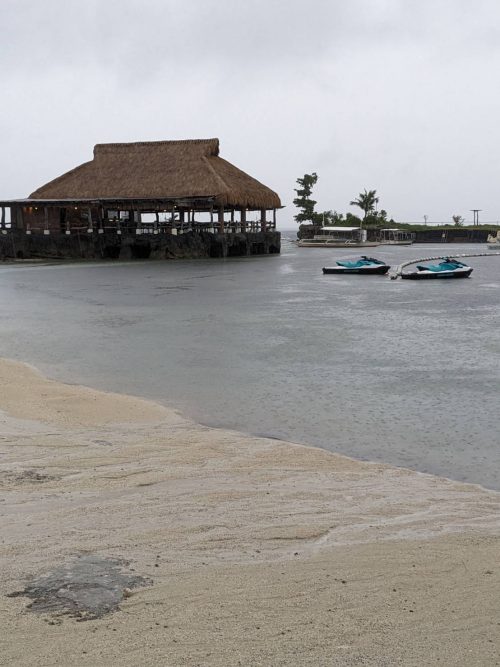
[0,358,499,666]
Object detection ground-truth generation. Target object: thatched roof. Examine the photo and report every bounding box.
[29,138,281,209]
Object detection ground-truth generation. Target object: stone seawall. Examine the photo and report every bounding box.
[412,228,491,243]
[0,230,280,261]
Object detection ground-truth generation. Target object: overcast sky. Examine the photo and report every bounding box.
[2,0,500,226]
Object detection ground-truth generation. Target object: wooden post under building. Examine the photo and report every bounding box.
[218,206,225,233]
[260,209,266,232]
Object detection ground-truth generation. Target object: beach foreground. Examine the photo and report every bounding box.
[0,359,499,666]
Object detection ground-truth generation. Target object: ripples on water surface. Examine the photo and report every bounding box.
[1,239,499,489]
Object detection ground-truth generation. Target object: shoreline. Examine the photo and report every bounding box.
[5,355,499,498]
[1,357,499,665]
[5,353,498,497]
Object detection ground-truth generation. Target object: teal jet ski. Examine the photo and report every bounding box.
[322,256,390,275]
[401,258,473,280]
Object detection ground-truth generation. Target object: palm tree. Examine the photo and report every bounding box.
[350,189,379,221]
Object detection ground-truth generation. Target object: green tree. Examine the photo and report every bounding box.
[311,209,344,226]
[452,215,464,227]
[293,173,318,224]
[320,210,345,225]
[345,212,363,226]
[364,209,393,227]
[350,189,379,220]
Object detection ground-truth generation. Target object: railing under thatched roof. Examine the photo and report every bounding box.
[29,138,281,210]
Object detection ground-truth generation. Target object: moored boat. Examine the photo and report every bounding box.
[298,226,379,248]
[299,239,379,248]
[401,258,473,280]
[378,228,415,246]
[322,256,390,275]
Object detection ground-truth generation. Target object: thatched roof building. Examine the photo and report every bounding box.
[0,138,281,242]
[29,138,281,210]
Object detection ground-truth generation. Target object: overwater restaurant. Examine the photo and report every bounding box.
[0,138,281,243]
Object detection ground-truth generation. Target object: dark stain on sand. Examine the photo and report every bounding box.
[7,555,150,620]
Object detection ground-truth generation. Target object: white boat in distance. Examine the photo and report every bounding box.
[378,229,415,245]
[298,226,379,248]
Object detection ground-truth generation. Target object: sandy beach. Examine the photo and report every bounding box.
[0,358,499,666]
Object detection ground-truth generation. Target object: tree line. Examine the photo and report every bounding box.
[293,173,392,227]
[293,174,469,227]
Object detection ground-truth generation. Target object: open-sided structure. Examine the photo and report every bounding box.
[0,139,281,240]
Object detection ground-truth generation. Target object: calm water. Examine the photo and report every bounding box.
[1,239,499,490]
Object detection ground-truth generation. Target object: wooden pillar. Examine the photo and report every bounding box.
[59,207,65,233]
[87,207,93,233]
[44,207,50,235]
[218,206,225,233]
[260,208,266,232]
[18,207,29,234]
[230,209,234,233]
[1,207,5,229]
[273,208,276,229]
[16,207,20,228]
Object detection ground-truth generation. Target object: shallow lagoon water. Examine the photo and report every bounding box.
[0,240,499,489]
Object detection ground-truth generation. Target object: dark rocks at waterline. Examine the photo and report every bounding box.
[7,555,150,620]
[0,230,281,261]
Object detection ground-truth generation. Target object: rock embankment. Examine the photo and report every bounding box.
[0,230,281,260]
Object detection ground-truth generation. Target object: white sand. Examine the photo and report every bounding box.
[0,358,499,666]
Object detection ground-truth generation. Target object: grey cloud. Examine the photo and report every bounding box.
[2,0,500,222]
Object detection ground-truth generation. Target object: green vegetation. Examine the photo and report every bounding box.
[293,173,318,224]
[348,189,395,227]
[395,222,499,232]
[292,175,500,231]
[293,174,342,225]
[349,189,379,219]
[293,178,395,227]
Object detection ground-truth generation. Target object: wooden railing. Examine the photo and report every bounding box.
[4,221,277,235]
